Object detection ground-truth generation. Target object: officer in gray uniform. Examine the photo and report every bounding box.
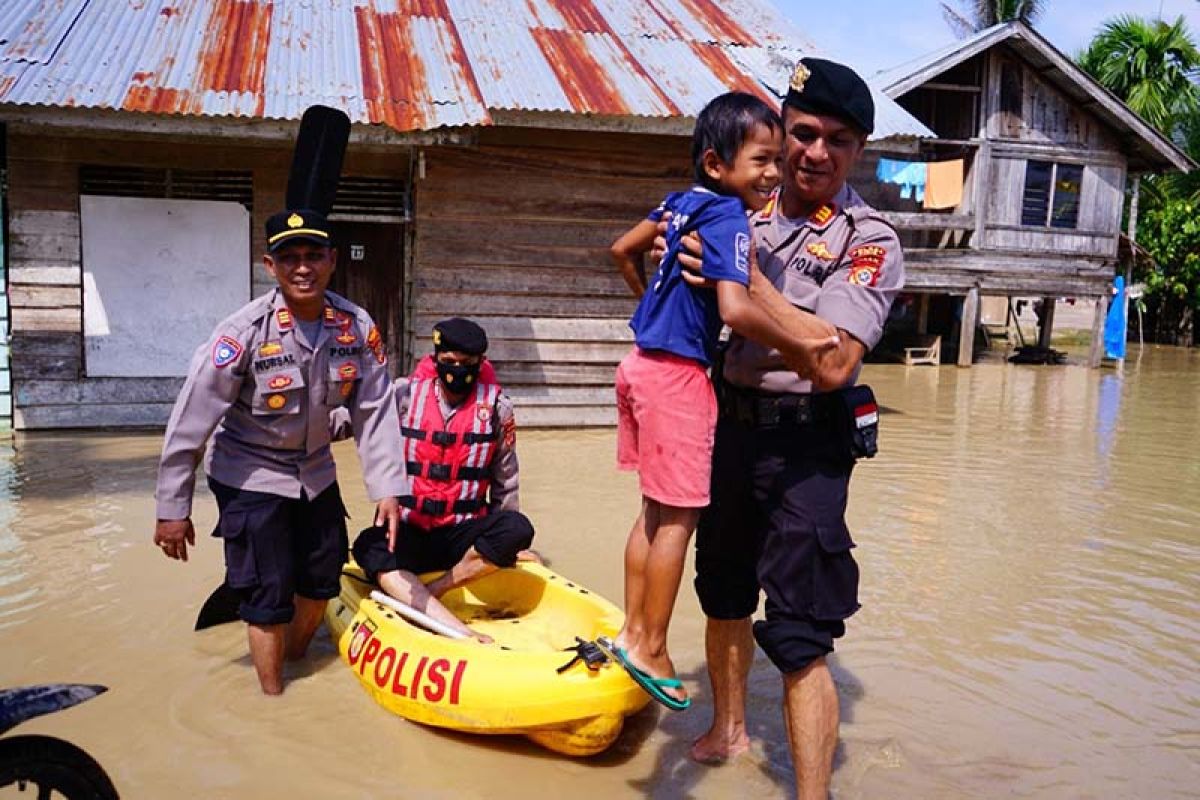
[153,208,406,695]
[679,59,905,798]
[349,318,534,641]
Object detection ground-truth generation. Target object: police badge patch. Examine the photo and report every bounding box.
[735,232,750,274]
[847,244,886,287]
[213,336,243,368]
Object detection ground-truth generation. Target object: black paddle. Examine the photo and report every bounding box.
[193,105,352,632]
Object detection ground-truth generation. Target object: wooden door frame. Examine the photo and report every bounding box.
[328,211,409,373]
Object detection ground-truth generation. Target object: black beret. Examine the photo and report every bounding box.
[265,208,331,252]
[432,317,488,355]
[783,57,874,135]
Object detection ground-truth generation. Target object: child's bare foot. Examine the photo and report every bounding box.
[690,726,750,764]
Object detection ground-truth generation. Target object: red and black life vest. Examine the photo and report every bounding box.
[398,377,501,530]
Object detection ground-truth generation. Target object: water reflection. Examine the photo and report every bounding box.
[0,348,1196,798]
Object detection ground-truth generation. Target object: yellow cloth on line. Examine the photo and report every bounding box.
[924,159,964,210]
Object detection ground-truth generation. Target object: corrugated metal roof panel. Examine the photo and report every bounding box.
[454,18,573,112]
[0,0,931,139]
[621,37,772,114]
[0,0,90,65]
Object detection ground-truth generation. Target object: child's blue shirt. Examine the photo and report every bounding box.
[629,187,751,366]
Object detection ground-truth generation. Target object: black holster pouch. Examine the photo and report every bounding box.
[710,340,730,408]
[835,384,879,460]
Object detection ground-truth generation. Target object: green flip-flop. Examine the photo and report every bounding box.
[607,643,691,712]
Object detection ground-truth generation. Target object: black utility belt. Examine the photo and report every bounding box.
[720,383,879,460]
[720,385,832,427]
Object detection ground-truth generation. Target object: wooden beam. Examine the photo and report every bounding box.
[1037,296,1057,348]
[1088,295,1107,368]
[921,82,983,93]
[880,212,975,231]
[917,294,931,335]
[973,141,991,247]
[958,287,980,367]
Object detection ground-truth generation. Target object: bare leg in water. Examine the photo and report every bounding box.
[690,616,754,762]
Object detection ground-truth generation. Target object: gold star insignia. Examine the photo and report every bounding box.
[287,213,303,228]
[790,61,811,93]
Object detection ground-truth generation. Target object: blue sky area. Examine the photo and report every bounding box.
[772,0,1200,76]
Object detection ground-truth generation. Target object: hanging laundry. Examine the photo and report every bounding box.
[876,157,926,202]
[924,159,965,210]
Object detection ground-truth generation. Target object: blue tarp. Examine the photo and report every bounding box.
[1104,276,1127,360]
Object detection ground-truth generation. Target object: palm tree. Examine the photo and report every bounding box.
[1077,15,1200,134]
[941,0,1045,38]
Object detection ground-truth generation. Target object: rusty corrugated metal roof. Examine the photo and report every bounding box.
[0,0,932,139]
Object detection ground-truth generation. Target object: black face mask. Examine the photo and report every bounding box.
[436,361,481,394]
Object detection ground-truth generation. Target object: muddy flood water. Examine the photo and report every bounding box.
[1,348,1197,798]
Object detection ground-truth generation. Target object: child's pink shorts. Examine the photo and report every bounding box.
[615,347,716,508]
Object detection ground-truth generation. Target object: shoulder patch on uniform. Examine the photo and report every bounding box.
[366,326,386,365]
[755,190,778,223]
[847,244,887,287]
[502,415,516,448]
[213,336,243,368]
[809,203,836,227]
[735,231,750,274]
[276,308,294,330]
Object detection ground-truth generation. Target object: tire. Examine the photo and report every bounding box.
[0,735,119,799]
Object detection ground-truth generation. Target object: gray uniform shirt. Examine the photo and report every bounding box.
[391,377,522,513]
[723,183,906,393]
[155,288,408,519]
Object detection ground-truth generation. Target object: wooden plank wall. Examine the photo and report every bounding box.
[0,227,9,426]
[411,128,690,426]
[978,46,1127,264]
[6,128,408,429]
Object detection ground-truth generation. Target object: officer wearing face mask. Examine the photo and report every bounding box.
[349,318,535,637]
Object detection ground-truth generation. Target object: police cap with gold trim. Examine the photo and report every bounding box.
[784,57,874,135]
[432,317,488,356]
[265,208,331,252]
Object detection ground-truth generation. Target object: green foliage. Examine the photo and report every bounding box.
[1137,200,1200,308]
[1076,14,1200,343]
[941,0,1045,38]
[1076,15,1200,132]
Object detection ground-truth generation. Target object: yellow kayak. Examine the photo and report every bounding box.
[325,562,650,756]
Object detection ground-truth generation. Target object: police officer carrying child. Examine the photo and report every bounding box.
[668,59,905,798]
[153,208,406,695]
[349,318,535,642]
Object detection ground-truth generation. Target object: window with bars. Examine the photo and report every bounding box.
[1021,160,1083,229]
[80,166,252,208]
[330,176,409,219]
